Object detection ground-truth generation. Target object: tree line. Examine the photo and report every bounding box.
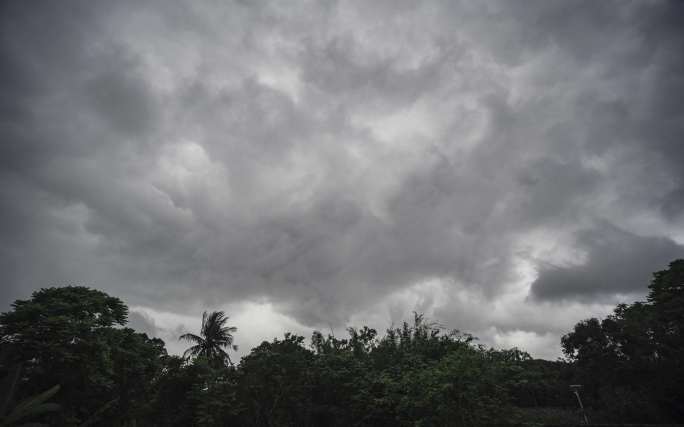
[0,260,682,426]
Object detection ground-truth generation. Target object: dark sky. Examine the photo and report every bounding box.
[2,0,683,359]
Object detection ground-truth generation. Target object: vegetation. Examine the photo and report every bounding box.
[180,311,238,367]
[561,259,684,423]
[1,260,683,425]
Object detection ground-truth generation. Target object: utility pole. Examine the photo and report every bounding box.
[570,384,589,425]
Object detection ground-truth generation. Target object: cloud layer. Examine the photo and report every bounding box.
[2,0,683,358]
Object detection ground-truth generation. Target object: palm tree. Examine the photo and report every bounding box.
[179,311,238,367]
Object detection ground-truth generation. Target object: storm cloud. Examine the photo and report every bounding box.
[1,0,683,358]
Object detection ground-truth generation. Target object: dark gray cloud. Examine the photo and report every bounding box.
[531,223,684,301]
[1,0,683,357]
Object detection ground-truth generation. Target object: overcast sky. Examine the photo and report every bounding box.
[2,0,683,359]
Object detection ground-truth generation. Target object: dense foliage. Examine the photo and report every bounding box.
[1,259,683,425]
[561,259,684,423]
[0,287,166,425]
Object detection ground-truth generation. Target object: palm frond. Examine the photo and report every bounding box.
[179,333,204,344]
[200,311,209,332]
[182,344,203,359]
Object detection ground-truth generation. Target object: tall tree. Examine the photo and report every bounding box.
[0,286,167,425]
[561,259,684,422]
[180,311,238,367]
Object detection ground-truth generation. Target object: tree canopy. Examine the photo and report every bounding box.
[0,286,166,425]
[561,259,684,422]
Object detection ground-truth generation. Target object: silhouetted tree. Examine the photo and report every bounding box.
[180,311,238,367]
[562,259,684,422]
[0,286,166,425]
